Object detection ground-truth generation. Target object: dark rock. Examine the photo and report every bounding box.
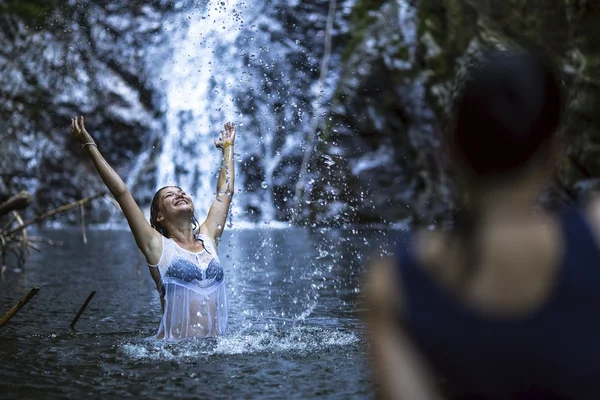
[0,1,193,221]
[316,0,600,226]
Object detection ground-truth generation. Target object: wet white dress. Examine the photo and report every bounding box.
[149,234,227,340]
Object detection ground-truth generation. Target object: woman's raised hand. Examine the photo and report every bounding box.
[70,116,95,146]
[214,122,236,150]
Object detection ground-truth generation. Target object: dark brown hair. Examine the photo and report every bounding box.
[449,48,565,287]
[450,48,564,179]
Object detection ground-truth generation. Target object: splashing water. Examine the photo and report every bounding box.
[120,325,359,361]
[157,0,249,219]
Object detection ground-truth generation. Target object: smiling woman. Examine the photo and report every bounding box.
[70,116,236,340]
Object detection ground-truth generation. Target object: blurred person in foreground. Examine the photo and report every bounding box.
[364,48,600,399]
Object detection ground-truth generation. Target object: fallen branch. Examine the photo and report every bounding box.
[5,191,107,237]
[70,290,96,330]
[0,191,32,218]
[0,284,41,328]
[2,214,18,232]
[10,236,41,252]
[0,192,104,268]
[25,236,63,246]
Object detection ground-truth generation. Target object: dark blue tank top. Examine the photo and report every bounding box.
[397,207,600,400]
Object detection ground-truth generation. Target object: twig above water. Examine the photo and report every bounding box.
[0,285,41,328]
[4,192,107,237]
[70,290,96,330]
[0,192,105,267]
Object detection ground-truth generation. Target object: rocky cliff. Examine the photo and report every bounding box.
[315,0,600,225]
[1,0,598,226]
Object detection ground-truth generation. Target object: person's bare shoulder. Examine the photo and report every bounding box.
[363,252,404,321]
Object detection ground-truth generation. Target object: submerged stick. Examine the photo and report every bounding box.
[0,284,41,328]
[70,290,96,330]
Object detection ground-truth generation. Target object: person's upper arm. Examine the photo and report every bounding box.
[200,193,232,244]
[364,254,443,400]
[115,189,162,264]
[364,255,404,338]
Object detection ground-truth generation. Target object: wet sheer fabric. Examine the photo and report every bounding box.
[149,234,227,340]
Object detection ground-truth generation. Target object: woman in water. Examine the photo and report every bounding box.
[70,116,235,340]
[365,49,600,399]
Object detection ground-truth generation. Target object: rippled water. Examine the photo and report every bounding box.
[0,227,397,399]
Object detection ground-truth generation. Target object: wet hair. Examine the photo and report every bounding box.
[149,186,200,238]
[448,48,565,287]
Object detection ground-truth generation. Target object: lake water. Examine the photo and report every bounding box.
[0,226,398,399]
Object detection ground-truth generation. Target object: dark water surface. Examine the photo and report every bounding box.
[0,227,397,399]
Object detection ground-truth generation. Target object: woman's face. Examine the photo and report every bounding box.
[158,187,195,222]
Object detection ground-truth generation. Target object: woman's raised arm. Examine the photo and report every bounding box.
[70,116,162,264]
[200,122,236,245]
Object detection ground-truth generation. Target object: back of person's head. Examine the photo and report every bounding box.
[449,48,565,182]
[444,48,567,287]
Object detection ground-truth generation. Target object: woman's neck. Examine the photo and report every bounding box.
[165,221,196,244]
[473,184,544,223]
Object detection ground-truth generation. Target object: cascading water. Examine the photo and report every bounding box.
[136,0,341,225]
[155,0,249,221]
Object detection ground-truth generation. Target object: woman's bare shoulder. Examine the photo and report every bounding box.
[364,254,401,315]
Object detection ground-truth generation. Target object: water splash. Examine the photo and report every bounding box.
[156,0,249,218]
[119,325,359,360]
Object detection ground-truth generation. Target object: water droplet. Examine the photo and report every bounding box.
[316,249,330,260]
[261,181,268,189]
[217,224,223,230]
[322,154,335,166]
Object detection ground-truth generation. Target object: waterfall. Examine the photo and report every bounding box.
[155,0,250,221]
[120,0,339,225]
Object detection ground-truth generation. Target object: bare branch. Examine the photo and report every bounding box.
[5,191,107,236]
